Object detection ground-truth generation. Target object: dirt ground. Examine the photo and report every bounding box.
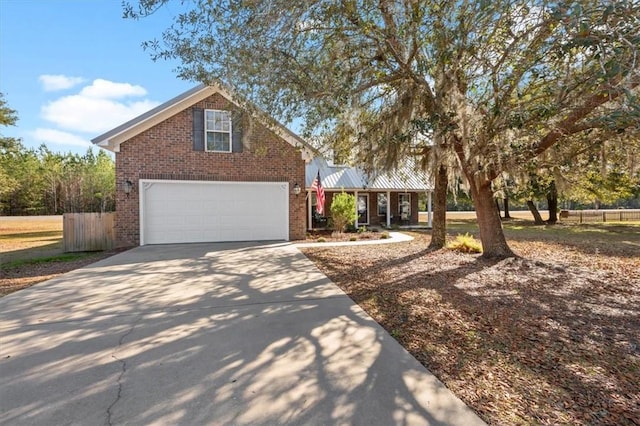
[419,210,547,222]
[0,252,120,296]
[0,216,119,296]
[302,224,640,425]
[0,216,64,262]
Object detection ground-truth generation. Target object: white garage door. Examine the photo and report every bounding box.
[140,180,289,245]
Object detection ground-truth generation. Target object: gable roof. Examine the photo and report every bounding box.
[306,157,433,191]
[91,83,314,160]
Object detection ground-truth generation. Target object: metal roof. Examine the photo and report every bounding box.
[305,157,433,191]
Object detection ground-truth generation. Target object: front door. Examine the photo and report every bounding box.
[357,194,369,225]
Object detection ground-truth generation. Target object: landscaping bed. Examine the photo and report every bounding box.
[301,226,640,425]
[305,228,387,242]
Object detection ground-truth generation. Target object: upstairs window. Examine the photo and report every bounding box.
[205,110,232,152]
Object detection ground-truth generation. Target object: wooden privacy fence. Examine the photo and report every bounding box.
[559,209,640,223]
[63,212,115,252]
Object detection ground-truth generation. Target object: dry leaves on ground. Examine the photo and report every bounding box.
[302,231,640,425]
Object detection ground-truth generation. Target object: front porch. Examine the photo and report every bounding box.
[306,190,433,230]
[305,156,434,231]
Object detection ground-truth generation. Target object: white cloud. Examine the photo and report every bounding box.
[42,96,159,133]
[39,74,85,91]
[32,128,92,148]
[79,79,147,99]
[40,78,160,133]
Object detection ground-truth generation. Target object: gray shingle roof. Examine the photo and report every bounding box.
[305,157,433,191]
[92,84,315,159]
[91,84,208,146]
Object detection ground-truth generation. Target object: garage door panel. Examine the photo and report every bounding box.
[141,180,288,245]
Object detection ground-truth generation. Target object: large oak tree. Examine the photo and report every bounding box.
[126,0,640,258]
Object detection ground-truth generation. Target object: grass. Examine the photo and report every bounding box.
[1,252,95,271]
[445,218,640,258]
[0,216,118,297]
[0,216,63,264]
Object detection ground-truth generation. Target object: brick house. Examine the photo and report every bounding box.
[93,84,433,247]
[92,84,314,247]
[306,157,433,230]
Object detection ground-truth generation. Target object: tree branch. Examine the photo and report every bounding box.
[532,77,640,158]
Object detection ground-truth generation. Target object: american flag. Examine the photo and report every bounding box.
[311,171,326,215]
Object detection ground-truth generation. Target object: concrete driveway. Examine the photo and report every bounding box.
[0,242,484,425]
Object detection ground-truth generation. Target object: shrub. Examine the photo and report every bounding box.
[380,231,390,239]
[447,233,482,253]
[357,225,367,234]
[349,236,357,241]
[331,192,357,232]
[316,237,326,243]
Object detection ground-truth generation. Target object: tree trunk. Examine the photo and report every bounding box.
[469,179,516,258]
[546,180,558,224]
[527,200,545,225]
[503,197,511,219]
[495,199,501,217]
[428,165,448,249]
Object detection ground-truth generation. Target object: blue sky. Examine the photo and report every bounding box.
[0,0,194,155]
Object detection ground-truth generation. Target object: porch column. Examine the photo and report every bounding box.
[307,190,313,230]
[386,190,391,228]
[354,190,359,229]
[427,190,433,228]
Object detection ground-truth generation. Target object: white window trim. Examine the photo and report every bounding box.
[377,193,387,216]
[204,109,232,153]
[398,193,411,218]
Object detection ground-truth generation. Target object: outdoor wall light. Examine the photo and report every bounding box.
[293,183,301,196]
[123,179,133,197]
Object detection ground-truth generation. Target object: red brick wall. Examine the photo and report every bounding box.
[115,93,306,246]
[369,193,383,226]
[411,193,419,224]
[371,192,419,225]
[306,190,420,229]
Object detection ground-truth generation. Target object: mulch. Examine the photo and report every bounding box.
[301,231,640,425]
[305,229,385,242]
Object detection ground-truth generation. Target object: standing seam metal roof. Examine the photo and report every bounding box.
[305,157,433,191]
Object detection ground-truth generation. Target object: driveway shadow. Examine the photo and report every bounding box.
[0,242,483,425]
